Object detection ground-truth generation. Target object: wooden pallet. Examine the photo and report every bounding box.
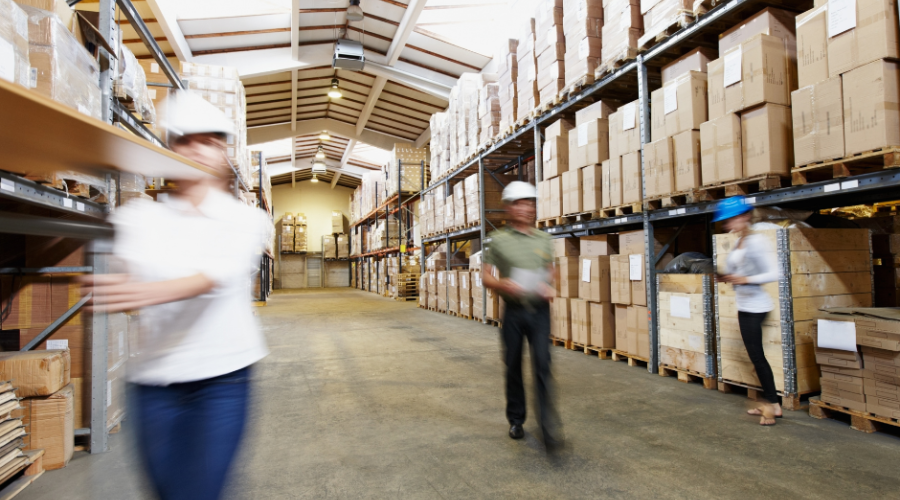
[611,349,649,367]
[0,449,44,500]
[717,379,805,411]
[808,396,900,434]
[569,342,614,359]
[659,365,716,390]
[598,202,642,218]
[638,12,694,52]
[643,190,696,210]
[550,337,571,349]
[595,50,638,79]
[561,74,595,100]
[536,217,563,228]
[791,147,900,185]
[693,174,785,202]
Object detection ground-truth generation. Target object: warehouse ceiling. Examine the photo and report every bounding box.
[261,132,388,188]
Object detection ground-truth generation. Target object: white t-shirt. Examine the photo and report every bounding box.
[111,189,270,385]
[724,233,779,314]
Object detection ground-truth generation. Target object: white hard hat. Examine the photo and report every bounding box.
[502,181,538,203]
[162,90,236,139]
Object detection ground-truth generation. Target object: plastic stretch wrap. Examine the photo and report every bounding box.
[661,252,714,274]
[24,6,100,119]
[0,0,29,87]
[116,46,156,124]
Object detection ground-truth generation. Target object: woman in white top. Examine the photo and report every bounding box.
[714,196,781,426]
[82,91,268,499]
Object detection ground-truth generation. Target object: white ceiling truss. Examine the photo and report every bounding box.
[266,132,383,188]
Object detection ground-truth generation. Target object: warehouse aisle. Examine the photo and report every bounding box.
[18,288,900,499]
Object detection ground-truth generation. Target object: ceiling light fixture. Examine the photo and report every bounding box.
[327,78,342,98]
[316,146,325,159]
[346,0,364,22]
[312,160,327,173]
[319,130,331,141]
[311,174,319,183]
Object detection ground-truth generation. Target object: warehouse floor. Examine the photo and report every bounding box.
[17,288,900,499]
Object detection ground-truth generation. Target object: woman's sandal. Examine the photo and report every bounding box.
[747,408,782,418]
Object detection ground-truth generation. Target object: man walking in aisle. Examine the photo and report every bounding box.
[80,91,269,500]
[482,181,563,452]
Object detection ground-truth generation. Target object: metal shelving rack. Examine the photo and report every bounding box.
[253,152,273,302]
[416,0,900,375]
[0,0,189,455]
[350,160,425,295]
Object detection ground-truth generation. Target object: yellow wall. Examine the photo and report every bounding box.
[273,181,352,252]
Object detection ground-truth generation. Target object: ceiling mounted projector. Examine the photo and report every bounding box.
[333,39,365,71]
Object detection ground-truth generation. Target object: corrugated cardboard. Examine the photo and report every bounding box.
[827,0,900,78]
[618,230,646,255]
[651,87,666,142]
[575,99,615,125]
[626,305,639,355]
[862,346,900,367]
[796,5,829,88]
[661,47,716,84]
[578,256,611,302]
[14,383,74,470]
[552,297,572,340]
[562,168,584,215]
[707,58,725,121]
[635,305,650,358]
[821,371,864,394]
[589,301,616,348]
[610,254,632,304]
[821,390,867,412]
[615,304,629,350]
[711,113,742,184]
[631,253,646,306]
[606,156,623,207]
[582,164,602,211]
[791,77,844,167]
[571,299,590,344]
[719,7,797,64]
[580,234,619,256]
[568,119,610,169]
[644,137,674,198]
[0,275,52,330]
[543,118,574,178]
[549,176,563,217]
[621,151,642,204]
[673,130,702,191]
[867,395,900,419]
[841,59,900,156]
[558,256,580,298]
[724,34,791,114]
[0,350,69,397]
[552,237,579,257]
[741,103,793,177]
[664,71,708,138]
[618,100,642,154]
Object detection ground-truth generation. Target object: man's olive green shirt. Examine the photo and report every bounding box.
[484,225,553,305]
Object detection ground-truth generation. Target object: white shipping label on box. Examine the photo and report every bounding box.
[438,274,444,284]
[724,48,742,87]
[623,102,636,131]
[475,273,482,287]
[629,254,642,280]
[150,62,160,73]
[664,84,678,115]
[0,39,14,83]
[46,339,68,350]
[828,0,856,38]
[148,89,156,99]
[669,296,691,319]
[578,123,590,147]
[817,319,857,352]
[688,334,703,351]
[579,38,589,60]
[450,273,455,286]
[582,259,592,282]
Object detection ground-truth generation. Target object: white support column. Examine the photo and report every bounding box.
[330,172,342,189]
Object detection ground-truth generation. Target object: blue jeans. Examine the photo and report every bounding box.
[131,367,252,500]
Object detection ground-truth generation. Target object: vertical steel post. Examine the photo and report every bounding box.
[637,56,658,374]
[98,0,118,124]
[397,159,402,254]
[478,155,487,324]
[88,240,111,453]
[445,181,451,312]
[533,123,542,219]
[420,160,426,275]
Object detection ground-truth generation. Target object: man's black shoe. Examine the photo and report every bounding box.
[509,424,524,439]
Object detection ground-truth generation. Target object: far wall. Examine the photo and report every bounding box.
[273,181,352,252]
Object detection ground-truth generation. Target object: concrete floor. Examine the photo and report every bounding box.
[17,288,900,499]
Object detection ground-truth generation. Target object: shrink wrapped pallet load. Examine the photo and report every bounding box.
[568,100,612,172]
[562,0,602,91]
[478,82,501,145]
[534,0,566,104]
[715,229,873,405]
[516,18,539,119]
[387,143,428,195]
[0,0,30,87]
[657,274,716,379]
[429,112,447,182]
[638,0,691,51]
[601,0,641,75]
[826,0,900,78]
[459,271,473,317]
[791,77,844,167]
[543,117,574,178]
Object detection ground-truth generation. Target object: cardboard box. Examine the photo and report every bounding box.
[578,256,611,302]
[664,71,708,138]
[821,371,864,394]
[19,325,90,378]
[14,383,74,470]
[651,87,667,142]
[644,137,674,198]
[553,237,580,258]
[707,58,725,121]
[862,346,900,367]
[552,297,572,341]
[719,7,797,63]
[588,301,615,348]
[571,299,590,345]
[796,5,829,88]
[558,256,581,298]
[615,304,629,350]
[822,390,867,413]
[621,151,642,204]
[635,305,650,358]
[543,118,574,178]
[867,395,900,419]
[630,253,646,306]
[723,34,791,114]
[580,234,618,256]
[610,254,632,304]
[841,59,900,156]
[741,103,793,177]
[626,305,640,355]
[549,175,563,217]
[582,164,602,211]
[815,350,863,369]
[0,350,70,397]
[791,77,845,167]
[0,275,52,330]
[605,157,623,207]
[699,113,743,185]
[827,0,900,78]
[672,130,702,191]
[562,168,584,215]
[618,230,646,255]
[864,377,900,401]
[617,101,642,154]
[661,47,716,84]
[568,118,610,169]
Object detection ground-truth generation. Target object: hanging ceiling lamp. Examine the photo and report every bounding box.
[312,158,327,173]
[316,146,326,159]
[327,78,342,98]
[346,0,364,22]
[311,174,319,183]
[319,130,331,140]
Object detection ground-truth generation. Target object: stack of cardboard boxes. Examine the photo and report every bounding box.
[564,101,615,215]
[562,0,602,91]
[386,144,429,196]
[276,215,294,252]
[610,230,652,358]
[606,100,643,208]
[700,8,796,186]
[497,39,518,130]
[516,18,539,120]
[539,118,574,219]
[478,83,501,147]
[294,213,308,253]
[646,48,713,198]
[601,0,642,74]
[638,0,692,51]
[535,0,566,105]
[792,0,900,170]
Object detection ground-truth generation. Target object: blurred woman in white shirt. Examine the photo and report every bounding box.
[82,91,268,500]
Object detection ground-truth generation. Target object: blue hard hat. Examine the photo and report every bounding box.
[712,196,752,222]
